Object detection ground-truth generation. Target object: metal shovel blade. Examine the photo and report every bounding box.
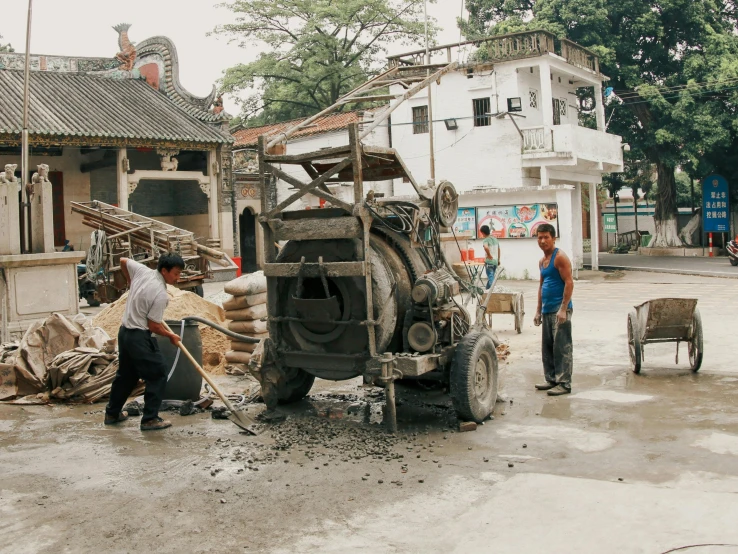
[228,409,265,435]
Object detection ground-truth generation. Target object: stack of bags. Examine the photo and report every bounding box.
[223,271,268,371]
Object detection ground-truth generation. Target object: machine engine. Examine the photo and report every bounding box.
[405,268,470,353]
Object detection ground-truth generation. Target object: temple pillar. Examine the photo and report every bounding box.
[0,166,21,255]
[207,149,220,242]
[117,148,129,211]
[31,166,55,254]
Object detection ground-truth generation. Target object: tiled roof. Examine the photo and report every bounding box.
[0,70,232,144]
[233,109,377,148]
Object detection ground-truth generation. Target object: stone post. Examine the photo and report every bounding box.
[0,164,21,255]
[207,149,220,243]
[30,165,55,254]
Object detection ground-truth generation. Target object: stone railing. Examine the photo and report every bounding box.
[560,39,599,73]
[521,126,551,153]
[387,30,599,74]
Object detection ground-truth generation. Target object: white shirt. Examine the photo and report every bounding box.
[121,259,169,330]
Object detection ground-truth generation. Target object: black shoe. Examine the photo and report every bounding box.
[104,411,129,425]
[535,382,557,391]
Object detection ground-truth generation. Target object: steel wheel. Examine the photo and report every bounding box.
[689,308,703,372]
[628,310,641,374]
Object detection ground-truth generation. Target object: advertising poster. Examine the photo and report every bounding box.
[476,203,559,239]
[453,207,477,238]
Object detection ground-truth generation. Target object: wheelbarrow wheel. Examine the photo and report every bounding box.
[689,308,703,372]
[450,331,498,423]
[628,310,641,374]
[514,296,524,334]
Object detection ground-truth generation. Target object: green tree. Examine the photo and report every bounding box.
[215,0,433,126]
[0,33,13,52]
[462,0,738,247]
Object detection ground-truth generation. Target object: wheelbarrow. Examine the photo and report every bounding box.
[627,298,703,374]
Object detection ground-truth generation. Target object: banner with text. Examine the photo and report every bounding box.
[702,174,730,233]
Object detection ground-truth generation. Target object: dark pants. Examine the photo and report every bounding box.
[106,327,168,423]
[542,310,573,389]
[485,263,497,289]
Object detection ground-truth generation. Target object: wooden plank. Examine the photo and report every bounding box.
[265,159,353,217]
[268,217,363,241]
[263,145,352,164]
[263,261,365,278]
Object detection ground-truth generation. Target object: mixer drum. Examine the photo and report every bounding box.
[275,232,428,376]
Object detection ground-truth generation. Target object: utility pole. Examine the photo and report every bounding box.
[424,0,435,185]
[21,0,33,253]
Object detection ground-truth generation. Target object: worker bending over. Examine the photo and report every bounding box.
[104,254,184,431]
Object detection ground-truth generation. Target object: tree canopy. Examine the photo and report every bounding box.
[463,0,738,245]
[215,0,434,126]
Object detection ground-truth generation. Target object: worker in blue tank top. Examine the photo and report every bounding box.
[533,223,574,396]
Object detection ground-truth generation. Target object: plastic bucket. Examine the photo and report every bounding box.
[232,256,242,277]
[157,320,204,401]
[467,248,475,260]
[460,250,469,261]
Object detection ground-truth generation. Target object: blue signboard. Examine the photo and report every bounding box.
[702,174,730,233]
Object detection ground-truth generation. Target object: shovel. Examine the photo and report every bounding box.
[162,322,263,435]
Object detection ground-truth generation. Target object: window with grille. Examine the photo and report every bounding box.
[529,89,538,109]
[412,105,429,134]
[473,97,491,126]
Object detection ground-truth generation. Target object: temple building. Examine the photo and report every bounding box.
[0,24,234,255]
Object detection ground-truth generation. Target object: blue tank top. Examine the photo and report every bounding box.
[541,248,573,314]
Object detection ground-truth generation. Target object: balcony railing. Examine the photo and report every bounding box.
[522,126,551,153]
[521,124,623,167]
[387,30,600,75]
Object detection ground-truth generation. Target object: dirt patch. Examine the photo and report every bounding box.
[93,286,228,374]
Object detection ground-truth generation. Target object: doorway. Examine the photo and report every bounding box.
[49,171,66,246]
[239,207,258,273]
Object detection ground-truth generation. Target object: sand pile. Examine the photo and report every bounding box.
[93,286,229,374]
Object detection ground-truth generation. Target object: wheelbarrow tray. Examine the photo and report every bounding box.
[634,298,698,343]
[485,292,523,314]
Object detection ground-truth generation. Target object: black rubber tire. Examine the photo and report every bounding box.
[730,257,738,266]
[194,285,204,298]
[628,310,641,374]
[85,294,101,308]
[450,331,498,423]
[277,368,315,404]
[689,308,703,372]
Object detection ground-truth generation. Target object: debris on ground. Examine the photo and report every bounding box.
[496,343,511,361]
[93,285,228,374]
[459,421,478,432]
[1,313,129,402]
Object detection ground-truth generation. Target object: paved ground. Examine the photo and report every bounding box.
[2,271,738,553]
[584,252,738,278]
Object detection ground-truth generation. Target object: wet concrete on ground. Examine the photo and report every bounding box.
[2,271,738,553]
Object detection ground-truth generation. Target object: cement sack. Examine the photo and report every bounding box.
[222,292,267,311]
[228,319,268,335]
[224,272,267,296]
[225,303,267,322]
[225,350,252,364]
[229,341,258,353]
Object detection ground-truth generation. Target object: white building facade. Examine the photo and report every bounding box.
[386,31,624,278]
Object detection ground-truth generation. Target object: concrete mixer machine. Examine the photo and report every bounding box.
[250,61,500,430]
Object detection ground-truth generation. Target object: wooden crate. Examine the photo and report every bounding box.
[486,292,519,314]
